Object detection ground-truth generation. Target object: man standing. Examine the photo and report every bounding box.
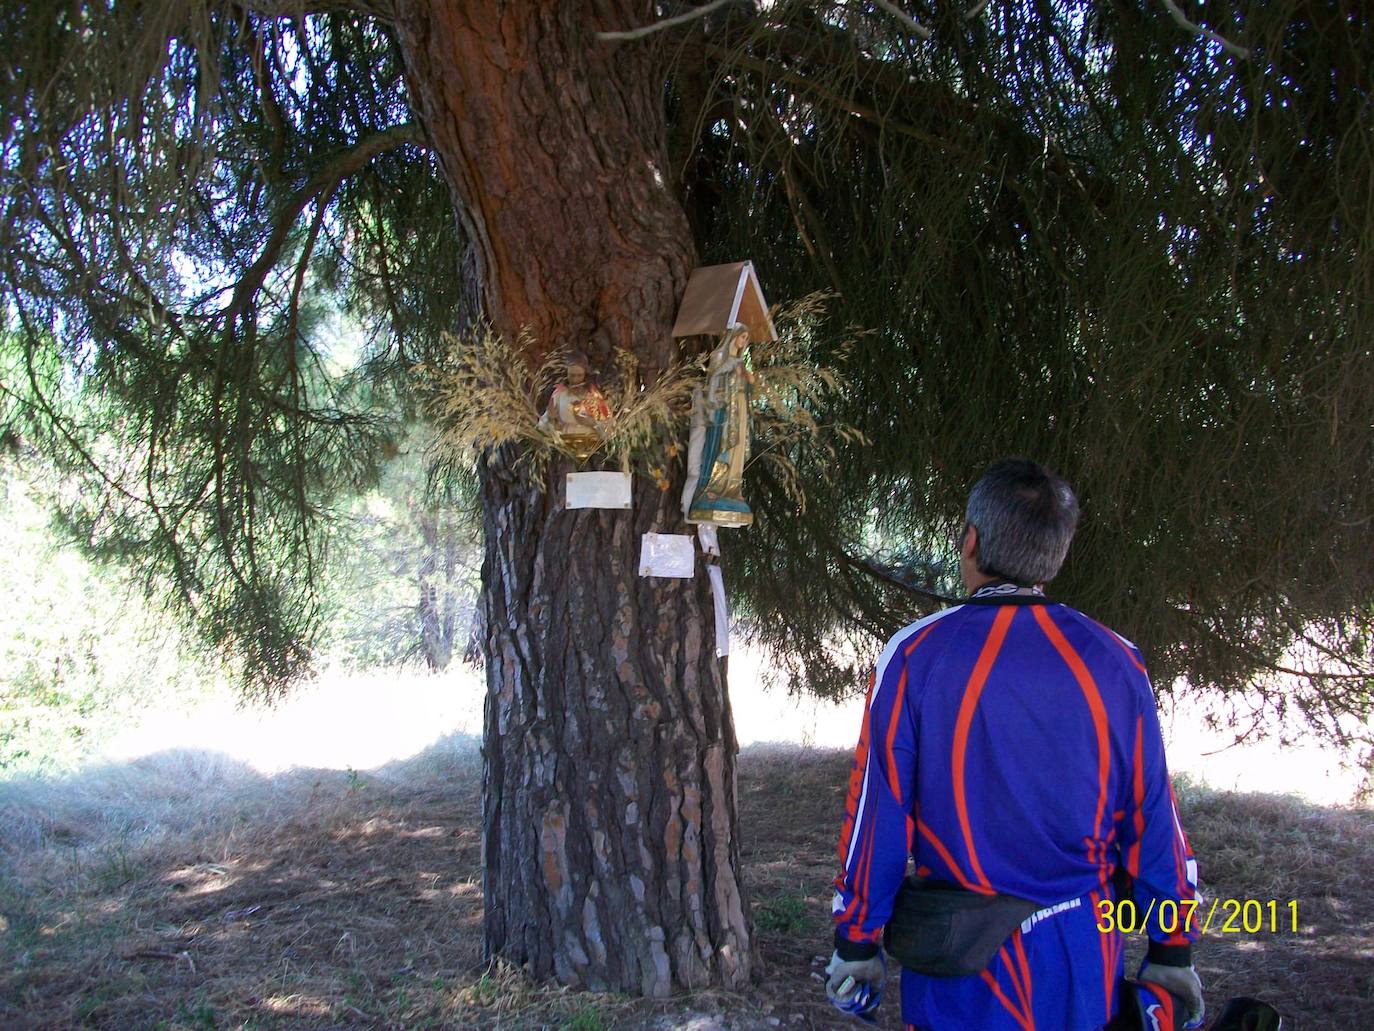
[826,458,1204,1030]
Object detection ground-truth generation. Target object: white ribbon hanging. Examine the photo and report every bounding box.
[707,564,730,657]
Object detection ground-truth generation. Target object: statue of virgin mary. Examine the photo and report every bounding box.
[682,323,753,527]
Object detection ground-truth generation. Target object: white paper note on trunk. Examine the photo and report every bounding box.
[566,471,632,510]
[638,532,695,578]
[707,564,730,656]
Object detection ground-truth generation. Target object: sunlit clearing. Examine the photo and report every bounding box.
[87,646,1368,807]
[102,662,485,776]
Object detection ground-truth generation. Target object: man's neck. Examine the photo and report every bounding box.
[962,569,1000,594]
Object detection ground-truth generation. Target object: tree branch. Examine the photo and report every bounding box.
[847,555,957,605]
[706,44,951,148]
[598,0,739,43]
[751,105,845,292]
[226,122,424,327]
[701,27,1118,210]
[1160,0,1250,60]
[868,0,932,41]
[238,0,395,19]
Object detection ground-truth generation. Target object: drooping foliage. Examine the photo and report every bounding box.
[0,2,457,696]
[1,1,1370,733]
[684,0,1374,736]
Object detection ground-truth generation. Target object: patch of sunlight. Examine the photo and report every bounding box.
[100,662,486,775]
[262,995,330,1015]
[1161,686,1368,806]
[94,645,1367,807]
[174,875,237,898]
[728,646,865,751]
[97,645,868,775]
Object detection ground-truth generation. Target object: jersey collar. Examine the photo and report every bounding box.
[965,580,1052,605]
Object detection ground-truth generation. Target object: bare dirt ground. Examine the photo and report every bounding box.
[2,748,1371,1030]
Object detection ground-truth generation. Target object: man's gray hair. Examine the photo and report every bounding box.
[965,458,1079,586]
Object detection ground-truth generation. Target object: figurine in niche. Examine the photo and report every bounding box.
[539,350,611,459]
[682,323,754,527]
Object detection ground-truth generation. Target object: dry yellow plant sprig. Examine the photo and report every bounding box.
[416,297,865,508]
[592,348,697,467]
[747,293,871,514]
[415,327,566,473]
[415,328,696,474]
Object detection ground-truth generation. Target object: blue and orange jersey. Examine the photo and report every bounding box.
[832,587,1199,1030]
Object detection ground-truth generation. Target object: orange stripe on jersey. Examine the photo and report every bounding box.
[854,813,891,937]
[1128,714,1145,877]
[999,942,1029,1018]
[1091,889,1112,1024]
[952,605,1016,889]
[1167,788,1187,897]
[1142,982,1176,1027]
[883,667,908,805]
[853,818,876,928]
[1164,780,1196,945]
[1085,833,1110,893]
[836,678,876,867]
[916,818,986,892]
[981,967,1034,1031]
[903,623,941,660]
[881,622,942,803]
[1086,614,1148,674]
[840,813,873,929]
[839,814,875,924]
[1168,780,1194,881]
[1011,932,1035,1019]
[1032,606,1112,856]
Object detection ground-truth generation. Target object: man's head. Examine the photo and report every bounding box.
[960,458,1079,591]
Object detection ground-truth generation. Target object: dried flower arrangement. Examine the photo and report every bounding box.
[414,294,866,513]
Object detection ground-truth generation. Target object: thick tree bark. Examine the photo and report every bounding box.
[392,1,753,995]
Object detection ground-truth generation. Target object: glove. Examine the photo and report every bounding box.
[1139,961,1205,1029]
[825,949,885,1023]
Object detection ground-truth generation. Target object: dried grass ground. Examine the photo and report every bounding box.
[2,746,1371,1030]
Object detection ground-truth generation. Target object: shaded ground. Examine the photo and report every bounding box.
[2,748,1371,1029]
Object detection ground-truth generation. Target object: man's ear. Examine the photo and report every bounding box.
[961,523,979,563]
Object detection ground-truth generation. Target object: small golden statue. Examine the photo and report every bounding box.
[682,324,753,527]
[539,351,611,460]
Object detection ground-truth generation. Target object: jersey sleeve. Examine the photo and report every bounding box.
[831,645,917,959]
[1117,677,1201,964]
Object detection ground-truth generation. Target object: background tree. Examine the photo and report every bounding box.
[2,0,1371,996]
[322,421,480,671]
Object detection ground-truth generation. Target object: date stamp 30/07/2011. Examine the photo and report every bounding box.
[1094,898,1299,935]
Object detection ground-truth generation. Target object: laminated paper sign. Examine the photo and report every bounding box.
[638,533,695,578]
[566,471,632,510]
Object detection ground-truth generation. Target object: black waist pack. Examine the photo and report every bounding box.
[883,876,1041,977]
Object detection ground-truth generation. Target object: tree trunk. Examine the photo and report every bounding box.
[416,507,461,671]
[393,1,753,995]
